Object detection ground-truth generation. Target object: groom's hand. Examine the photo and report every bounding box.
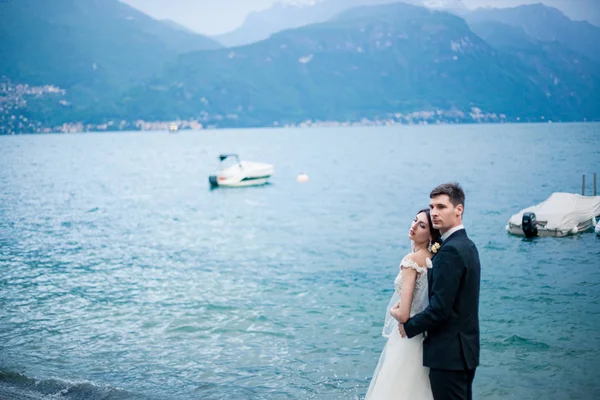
[398,323,407,338]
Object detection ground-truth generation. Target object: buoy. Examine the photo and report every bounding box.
[297,173,309,183]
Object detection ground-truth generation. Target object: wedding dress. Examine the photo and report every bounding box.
[365,254,434,400]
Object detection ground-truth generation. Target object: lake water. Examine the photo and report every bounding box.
[1,123,599,400]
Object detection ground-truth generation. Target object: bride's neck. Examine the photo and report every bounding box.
[413,242,427,252]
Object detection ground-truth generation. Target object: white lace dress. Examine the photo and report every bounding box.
[365,255,434,400]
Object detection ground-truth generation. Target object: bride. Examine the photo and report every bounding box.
[365,208,441,400]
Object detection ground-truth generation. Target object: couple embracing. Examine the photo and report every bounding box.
[366,182,481,400]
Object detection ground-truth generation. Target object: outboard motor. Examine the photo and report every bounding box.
[522,212,538,238]
[209,175,219,188]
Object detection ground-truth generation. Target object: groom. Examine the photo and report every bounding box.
[399,182,481,400]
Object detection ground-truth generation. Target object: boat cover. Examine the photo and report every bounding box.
[508,192,600,234]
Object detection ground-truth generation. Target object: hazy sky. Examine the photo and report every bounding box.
[119,0,596,36]
[121,0,277,35]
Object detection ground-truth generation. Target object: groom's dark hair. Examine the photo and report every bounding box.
[430,182,465,209]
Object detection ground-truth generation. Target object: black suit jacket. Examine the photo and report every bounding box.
[404,229,481,371]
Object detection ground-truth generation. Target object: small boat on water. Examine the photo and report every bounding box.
[209,154,274,188]
[506,192,600,237]
[169,123,179,133]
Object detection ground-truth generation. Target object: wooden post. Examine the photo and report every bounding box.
[594,173,597,196]
[582,174,586,195]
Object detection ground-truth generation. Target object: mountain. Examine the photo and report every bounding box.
[480,0,600,27]
[0,0,222,130]
[3,1,599,134]
[214,0,468,47]
[160,19,198,35]
[0,0,221,91]
[469,20,600,120]
[542,0,600,27]
[466,3,600,62]
[112,2,592,127]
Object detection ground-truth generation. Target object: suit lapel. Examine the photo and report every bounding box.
[427,265,433,297]
[440,228,467,249]
[427,229,467,298]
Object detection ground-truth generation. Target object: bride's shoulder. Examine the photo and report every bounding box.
[400,251,430,273]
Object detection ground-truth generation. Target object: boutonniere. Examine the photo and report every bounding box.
[429,242,441,254]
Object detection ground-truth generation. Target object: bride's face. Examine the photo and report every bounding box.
[408,212,431,244]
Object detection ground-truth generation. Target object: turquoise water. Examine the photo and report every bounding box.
[0,124,599,400]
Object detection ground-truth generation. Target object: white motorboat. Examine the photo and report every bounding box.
[506,192,600,237]
[209,154,274,188]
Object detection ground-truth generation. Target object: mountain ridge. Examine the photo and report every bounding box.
[466,3,600,62]
[112,3,597,127]
[214,0,468,47]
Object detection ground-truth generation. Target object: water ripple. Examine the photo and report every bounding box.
[1,125,599,399]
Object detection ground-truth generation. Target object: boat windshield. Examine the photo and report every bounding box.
[219,155,241,171]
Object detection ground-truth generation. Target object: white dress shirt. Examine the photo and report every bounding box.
[441,224,465,242]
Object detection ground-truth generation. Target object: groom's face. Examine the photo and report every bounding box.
[430,194,463,230]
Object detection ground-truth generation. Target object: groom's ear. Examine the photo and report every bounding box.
[455,204,464,218]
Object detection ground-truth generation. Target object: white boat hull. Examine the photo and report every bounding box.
[506,220,595,237]
[209,160,273,188]
[211,177,270,188]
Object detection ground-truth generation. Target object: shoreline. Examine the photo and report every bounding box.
[1,120,598,136]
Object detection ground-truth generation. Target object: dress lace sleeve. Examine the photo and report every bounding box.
[400,255,427,274]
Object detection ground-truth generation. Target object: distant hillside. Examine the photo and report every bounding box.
[467,3,600,63]
[0,0,222,130]
[469,19,600,121]
[160,19,198,35]
[495,0,600,27]
[2,1,599,134]
[114,2,597,127]
[0,0,221,92]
